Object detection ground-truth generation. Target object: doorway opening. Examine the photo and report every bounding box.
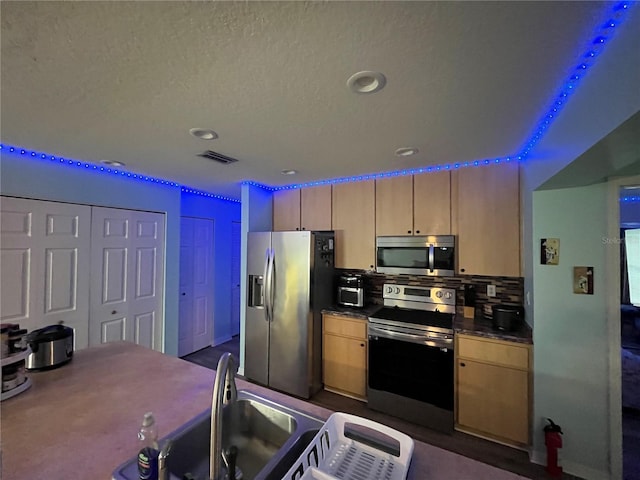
[620,186,640,480]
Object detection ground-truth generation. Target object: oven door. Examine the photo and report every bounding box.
[368,325,453,411]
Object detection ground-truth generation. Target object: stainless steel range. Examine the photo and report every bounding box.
[367,283,456,432]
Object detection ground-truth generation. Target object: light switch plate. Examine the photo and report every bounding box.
[487,284,496,297]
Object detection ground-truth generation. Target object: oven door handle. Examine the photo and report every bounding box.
[368,325,452,348]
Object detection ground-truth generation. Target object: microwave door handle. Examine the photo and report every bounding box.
[428,244,435,273]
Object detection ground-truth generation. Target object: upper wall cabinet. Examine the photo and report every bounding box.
[332,180,375,270]
[273,185,332,231]
[273,189,301,231]
[452,162,520,277]
[301,185,332,231]
[376,172,451,236]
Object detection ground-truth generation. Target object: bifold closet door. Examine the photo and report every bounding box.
[0,196,91,349]
[89,207,165,351]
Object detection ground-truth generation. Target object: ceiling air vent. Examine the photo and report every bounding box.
[197,150,239,165]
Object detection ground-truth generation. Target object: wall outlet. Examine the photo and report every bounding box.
[487,284,496,297]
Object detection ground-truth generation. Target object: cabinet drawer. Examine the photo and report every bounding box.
[323,315,367,339]
[457,335,529,370]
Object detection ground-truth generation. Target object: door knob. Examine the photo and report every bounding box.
[182,292,186,296]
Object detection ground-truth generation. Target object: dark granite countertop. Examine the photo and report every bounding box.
[324,304,533,344]
[454,313,533,344]
[322,303,381,320]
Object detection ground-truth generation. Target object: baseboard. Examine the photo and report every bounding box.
[212,335,232,347]
[530,449,610,480]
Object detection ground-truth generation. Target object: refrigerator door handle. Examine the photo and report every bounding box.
[263,248,271,322]
[268,248,276,322]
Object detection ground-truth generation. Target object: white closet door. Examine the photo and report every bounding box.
[89,207,165,351]
[0,197,91,349]
[178,216,214,356]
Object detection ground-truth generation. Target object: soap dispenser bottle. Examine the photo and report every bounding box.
[137,412,159,480]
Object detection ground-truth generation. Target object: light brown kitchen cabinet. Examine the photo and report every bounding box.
[456,334,531,446]
[452,162,520,276]
[301,184,332,231]
[376,172,451,236]
[322,314,367,400]
[273,185,332,231]
[272,189,300,231]
[332,180,375,269]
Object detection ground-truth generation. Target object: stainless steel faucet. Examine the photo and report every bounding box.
[210,352,238,480]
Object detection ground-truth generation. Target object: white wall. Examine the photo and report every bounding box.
[180,191,241,345]
[238,183,273,375]
[531,184,610,479]
[0,153,238,356]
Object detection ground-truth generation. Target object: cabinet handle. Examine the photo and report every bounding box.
[111,310,117,315]
[407,230,411,234]
[460,268,465,273]
[415,230,420,234]
[360,343,364,347]
[460,362,466,367]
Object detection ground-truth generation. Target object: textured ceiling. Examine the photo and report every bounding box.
[1,1,639,200]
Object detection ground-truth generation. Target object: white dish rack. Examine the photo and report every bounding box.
[281,412,414,480]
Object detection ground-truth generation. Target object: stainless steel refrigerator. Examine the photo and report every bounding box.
[246,231,335,398]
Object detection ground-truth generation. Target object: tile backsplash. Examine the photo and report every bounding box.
[336,269,524,314]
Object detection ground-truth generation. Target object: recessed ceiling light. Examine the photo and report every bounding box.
[395,147,419,157]
[281,169,297,175]
[347,71,386,94]
[189,128,219,140]
[100,159,125,167]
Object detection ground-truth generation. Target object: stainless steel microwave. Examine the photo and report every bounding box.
[376,235,455,276]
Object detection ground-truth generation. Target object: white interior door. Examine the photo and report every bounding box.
[1,197,91,349]
[89,207,165,351]
[178,216,214,356]
[231,221,241,337]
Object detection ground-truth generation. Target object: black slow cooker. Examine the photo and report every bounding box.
[26,324,74,370]
[491,305,524,331]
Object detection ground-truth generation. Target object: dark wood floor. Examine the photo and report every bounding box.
[181,336,640,480]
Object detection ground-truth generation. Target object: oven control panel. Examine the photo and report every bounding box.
[382,283,456,307]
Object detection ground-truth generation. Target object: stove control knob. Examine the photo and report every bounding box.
[435,291,443,298]
[386,286,393,294]
[444,292,453,299]
[395,287,401,294]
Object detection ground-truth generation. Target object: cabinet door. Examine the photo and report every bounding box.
[375,176,414,236]
[323,333,367,399]
[457,359,529,444]
[273,189,301,231]
[453,162,520,276]
[332,180,375,269]
[413,171,451,235]
[301,185,332,231]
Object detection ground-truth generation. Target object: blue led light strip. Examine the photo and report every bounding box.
[620,196,640,203]
[518,1,633,159]
[0,143,240,203]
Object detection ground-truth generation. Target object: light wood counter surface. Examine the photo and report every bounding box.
[1,342,526,480]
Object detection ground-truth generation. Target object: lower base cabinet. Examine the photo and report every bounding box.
[455,334,531,446]
[322,314,367,401]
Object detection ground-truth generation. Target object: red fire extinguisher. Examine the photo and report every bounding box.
[544,418,563,477]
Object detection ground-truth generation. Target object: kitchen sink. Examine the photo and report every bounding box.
[112,390,324,480]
